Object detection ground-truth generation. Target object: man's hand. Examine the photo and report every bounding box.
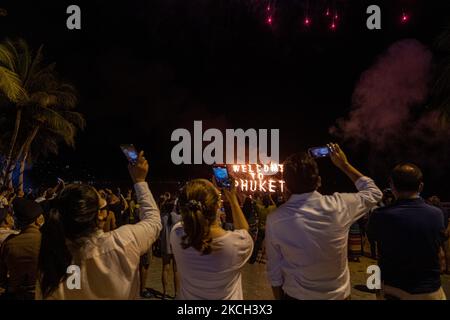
[328,142,364,183]
[328,143,349,169]
[128,151,149,184]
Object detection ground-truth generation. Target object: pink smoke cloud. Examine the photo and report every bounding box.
[332,39,434,148]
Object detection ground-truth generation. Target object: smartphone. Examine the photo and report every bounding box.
[120,144,139,165]
[212,165,232,189]
[309,146,330,158]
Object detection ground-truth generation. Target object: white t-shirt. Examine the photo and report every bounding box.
[170,222,253,300]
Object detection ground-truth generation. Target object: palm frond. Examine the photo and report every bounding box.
[49,83,78,109]
[24,45,44,88]
[0,41,16,71]
[15,39,32,81]
[28,63,57,91]
[0,66,27,102]
[33,106,78,146]
[58,110,86,129]
[0,39,33,80]
[0,38,85,159]
[29,91,58,108]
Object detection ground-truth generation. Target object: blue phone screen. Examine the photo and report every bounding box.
[310,147,330,158]
[213,167,231,188]
[127,150,138,160]
[121,145,138,163]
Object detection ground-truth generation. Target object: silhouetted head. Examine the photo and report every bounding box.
[53,184,100,239]
[283,152,321,195]
[39,184,101,298]
[390,163,424,199]
[12,198,44,230]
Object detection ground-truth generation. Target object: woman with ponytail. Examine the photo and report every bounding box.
[170,178,253,300]
[36,151,162,299]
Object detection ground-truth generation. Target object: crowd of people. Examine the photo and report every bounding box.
[0,145,449,300]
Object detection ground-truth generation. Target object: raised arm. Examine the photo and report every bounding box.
[221,181,249,231]
[328,143,364,183]
[329,143,382,222]
[113,151,162,256]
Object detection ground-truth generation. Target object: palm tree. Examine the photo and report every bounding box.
[0,39,30,185]
[0,38,85,188]
[15,94,86,193]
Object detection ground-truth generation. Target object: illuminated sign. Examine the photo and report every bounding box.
[231,164,285,193]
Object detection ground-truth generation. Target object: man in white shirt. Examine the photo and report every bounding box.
[266,143,382,300]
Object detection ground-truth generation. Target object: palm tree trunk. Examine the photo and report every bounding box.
[7,125,40,189]
[17,152,28,195]
[1,108,22,186]
[7,171,13,189]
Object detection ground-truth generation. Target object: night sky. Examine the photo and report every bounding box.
[1,0,450,197]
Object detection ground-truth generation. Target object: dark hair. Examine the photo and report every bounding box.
[178,179,220,255]
[283,152,320,194]
[390,163,423,193]
[38,184,99,298]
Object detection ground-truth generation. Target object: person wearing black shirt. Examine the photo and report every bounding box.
[368,163,446,300]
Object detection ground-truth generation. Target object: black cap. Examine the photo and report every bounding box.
[12,198,43,227]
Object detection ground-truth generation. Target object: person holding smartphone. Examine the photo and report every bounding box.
[170,178,253,300]
[266,143,382,300]
[36,151,162,299]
